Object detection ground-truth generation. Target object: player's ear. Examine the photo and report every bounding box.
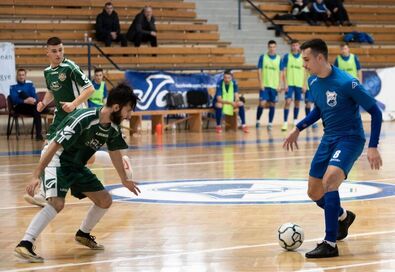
[112,104,120,112]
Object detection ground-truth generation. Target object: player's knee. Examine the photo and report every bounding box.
[48,197,65,212]
[322,174,342,192]
[307,188,322,201]
[97,193,112,209]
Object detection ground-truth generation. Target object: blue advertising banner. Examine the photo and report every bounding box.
[125,71,222,111]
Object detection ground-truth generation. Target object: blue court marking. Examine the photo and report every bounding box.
[106,178,395,205]
[0,130,392,157]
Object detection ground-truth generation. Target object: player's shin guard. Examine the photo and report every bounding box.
[324,191,340,243]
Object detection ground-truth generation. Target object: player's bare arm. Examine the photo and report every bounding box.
[60,85,95,113]
[109,150,140,196]
[37,91,54,112]
[283,127,300,151]
[367,148,382,170]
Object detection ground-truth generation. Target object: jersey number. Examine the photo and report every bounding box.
[333,150,341,159]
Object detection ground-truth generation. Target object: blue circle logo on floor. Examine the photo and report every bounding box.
[106,179,395,205]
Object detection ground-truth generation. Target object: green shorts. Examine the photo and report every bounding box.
[42,165,105,199]
[46,116,62,140]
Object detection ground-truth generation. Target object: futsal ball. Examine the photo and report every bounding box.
[278,223,304,251]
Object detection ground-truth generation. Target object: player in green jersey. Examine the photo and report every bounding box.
[15,83,140,263]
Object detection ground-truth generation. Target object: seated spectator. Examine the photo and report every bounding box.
[9,68,43,140]
[88,68,108,108]
[311,0,332,26]
[213,70,248,133]
[291,0,313,23]
[325,0,352,26]
[96,2,127,47]
[127,6,157,47]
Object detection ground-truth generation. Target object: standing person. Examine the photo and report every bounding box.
[281,40,305,131]
[213,70,248,133]
[88,68,108,108]
[127,6,157,48]
[23,36,95,207]
[256,40,282,130]
[283,39,382,258]
[95,2,128,47]
[334,43,362,82]
[15,83,140,263]
[9,68,43,140]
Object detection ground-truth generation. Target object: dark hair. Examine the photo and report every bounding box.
[106,82,139,110]
[340,42,349,48]
[268,40,277,46]
[94,68,104,74]
[300,39,328,60]
[224,69,232,76]
[290,39,299,44]
[47,37,62,46]
[104,2,112,7]
[17,68,26,74]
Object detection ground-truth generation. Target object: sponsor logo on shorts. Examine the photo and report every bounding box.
[45,178,56,189]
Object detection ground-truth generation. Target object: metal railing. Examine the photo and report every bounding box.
[239,0,293,42]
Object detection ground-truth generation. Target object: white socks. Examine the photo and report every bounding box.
[324,240,336,248]
[23,204,58,242]
[80,204,108,234]
[338,209,347,221]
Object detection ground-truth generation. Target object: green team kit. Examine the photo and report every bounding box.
[43,108,128,199]
[44,58,92,138]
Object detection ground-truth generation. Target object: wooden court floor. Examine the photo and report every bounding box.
[0,122,395,271]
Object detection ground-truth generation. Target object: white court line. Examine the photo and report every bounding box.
[5,229,395,272]
[298,259,395,272]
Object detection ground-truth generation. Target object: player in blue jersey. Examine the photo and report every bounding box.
[283,39,383,258]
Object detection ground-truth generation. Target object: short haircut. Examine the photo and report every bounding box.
[47,37,62,46]
[268,40,277,46]
[300,39,328,60]
[104,2,112,7]
[17,68,26,74]
[224,69,232,76]
[94,68,104,74]
[290,39,299,44]
[106,82,139,110]
[340,42,349,48]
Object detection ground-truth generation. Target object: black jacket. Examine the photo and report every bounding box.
[96,10,121,36]
[127,10,156,40]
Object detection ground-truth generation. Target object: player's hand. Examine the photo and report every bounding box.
[60,101,76,113]
[302,87,307,94]
[26,178,40,197]
[367,148,382,170]
[150,31,157,37]
[37,101,47,112]
[123,180,141,196]
[283,127,300,151]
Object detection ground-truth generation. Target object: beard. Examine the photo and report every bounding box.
[110,111,123,125]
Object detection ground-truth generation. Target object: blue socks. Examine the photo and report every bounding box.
[269,106,275,123]
[238,106,246,125]
[315,196,344,218]
[284,108,289,122]
[294,107,299,120]
[215,107,222,126]
[324,191,340,243]
[305,107,311,116]
[256,106,263,121]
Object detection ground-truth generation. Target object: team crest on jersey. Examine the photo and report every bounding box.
[326,90,337,107]
[58,72,67,81]
[50,81,61,91]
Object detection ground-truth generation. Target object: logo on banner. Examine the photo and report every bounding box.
[133,74,175,110]
[106,178,395,205]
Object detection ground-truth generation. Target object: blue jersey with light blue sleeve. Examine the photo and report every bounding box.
[308,66,376,140]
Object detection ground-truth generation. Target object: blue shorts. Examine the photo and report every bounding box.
[259,87,278,102]
[285,86,302,101]
[304,90,313,103]
[309,136,365,179]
